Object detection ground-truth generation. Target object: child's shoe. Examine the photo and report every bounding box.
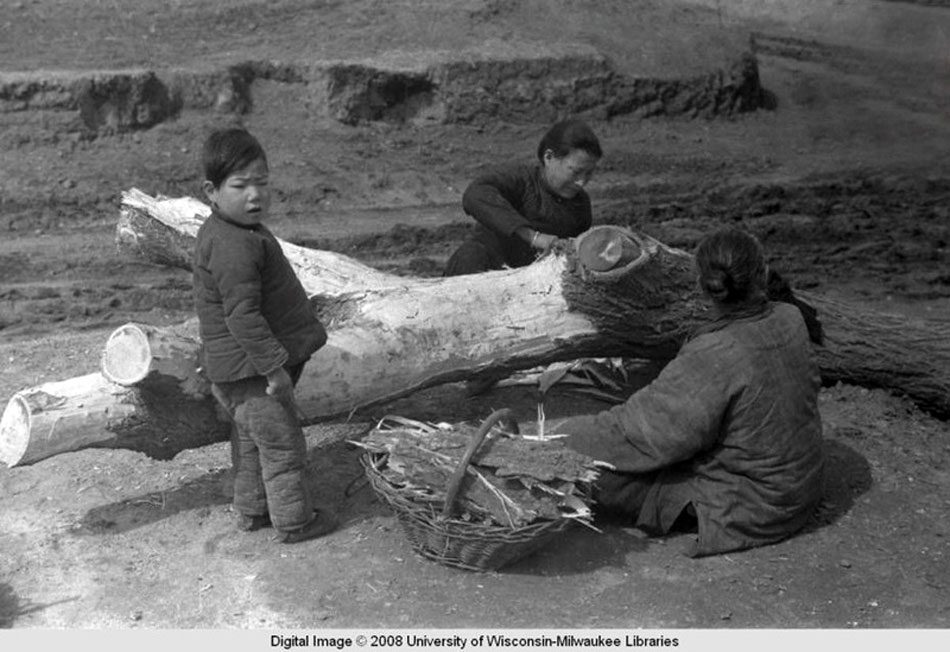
[275,509,339,544]
[237,512,272,532]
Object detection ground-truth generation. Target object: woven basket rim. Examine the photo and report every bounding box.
[361,451,573,533]
[363,452,573,571]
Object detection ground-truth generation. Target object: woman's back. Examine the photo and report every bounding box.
[683,302,824,553]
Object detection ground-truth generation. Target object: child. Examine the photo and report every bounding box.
[193,127,336,543]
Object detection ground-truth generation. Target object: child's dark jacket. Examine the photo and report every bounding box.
[192,210,327,383]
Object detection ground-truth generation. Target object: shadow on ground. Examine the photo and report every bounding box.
[0,583,79,628]
[71,470,231,536]
[0,583,17,628]
[69,436,372,537]
[805,439,873,532]
[506,521,653,576]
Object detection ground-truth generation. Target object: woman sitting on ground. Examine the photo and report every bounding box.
[554,227,825,557]
[444,118,602,276]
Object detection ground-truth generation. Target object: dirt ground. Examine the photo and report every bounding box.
[1,0,949,634]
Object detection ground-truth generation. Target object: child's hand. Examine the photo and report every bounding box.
[265,367,294,402]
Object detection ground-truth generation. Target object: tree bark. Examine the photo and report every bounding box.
[804,292,950,419]
[2,188,948,467]
[0,373,229,467]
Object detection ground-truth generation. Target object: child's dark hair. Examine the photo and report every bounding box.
[695,228,768,305]
[202,128,268,188]
[536,118,603,161]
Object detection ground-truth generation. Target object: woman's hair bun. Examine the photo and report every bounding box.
[695,228,766,305]
[700,268,731,302]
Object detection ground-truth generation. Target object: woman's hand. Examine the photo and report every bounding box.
[517,227,559,253]
[530,231,559,252]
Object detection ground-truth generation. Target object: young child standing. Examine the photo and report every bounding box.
[193,127,336,543]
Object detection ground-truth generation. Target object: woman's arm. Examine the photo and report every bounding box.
[513,225,558,251]
[461,164,533,238]
[555,338,736,474]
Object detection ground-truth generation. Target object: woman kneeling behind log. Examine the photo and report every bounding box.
[553,227,824,557]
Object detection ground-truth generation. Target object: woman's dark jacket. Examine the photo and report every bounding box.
[462,161,592,268]
[559,302,824,556]
[192,210,327,383]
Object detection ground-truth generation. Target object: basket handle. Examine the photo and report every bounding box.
[440,408,513,521]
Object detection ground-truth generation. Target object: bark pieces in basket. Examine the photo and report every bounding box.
[351,416,600,529]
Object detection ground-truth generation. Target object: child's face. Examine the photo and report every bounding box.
[203,157,271,226]
[541,148,599,199]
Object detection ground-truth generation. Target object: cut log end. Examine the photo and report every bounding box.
[575,226,645,275]
[0,395,29,467]
[102,324,152,385]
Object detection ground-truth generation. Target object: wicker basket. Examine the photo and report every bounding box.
[361,409,576,572]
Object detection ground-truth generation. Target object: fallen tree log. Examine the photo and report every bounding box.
[112,188,395,296]
[0,190,704,466]
[2,188,948,467]
[803,294,950,419]
[105,190,950,420]
[0,372,229,467]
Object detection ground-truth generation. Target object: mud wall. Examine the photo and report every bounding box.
[0,46,767,140]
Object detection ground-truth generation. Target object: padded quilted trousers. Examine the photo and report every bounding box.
[211,364,314,532]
